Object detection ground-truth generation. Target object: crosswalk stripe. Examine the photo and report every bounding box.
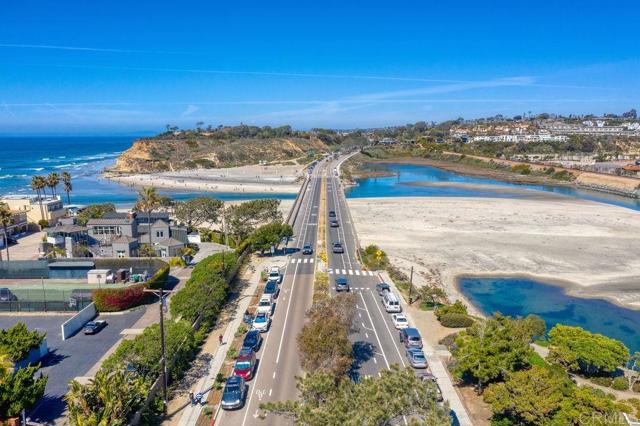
[290,259,296,264]
[341,269,347,275]
[369,271,375,276]
[303,258,308,264]
[348,269,353,275]
[355,270,360,276]
[310,258,314,263]
[298,258,302,264]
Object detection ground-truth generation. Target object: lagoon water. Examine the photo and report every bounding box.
[346,163,640,211]
[459,277,640,353]
[0,137,294,206]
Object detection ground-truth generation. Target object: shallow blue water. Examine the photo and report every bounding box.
[459,277,640,353]
[0,137,294,206]
[346,163,640,211]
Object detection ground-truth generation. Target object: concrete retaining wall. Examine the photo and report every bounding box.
[61,302,97,340]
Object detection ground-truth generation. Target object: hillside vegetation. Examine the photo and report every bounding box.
[112,125,366,173]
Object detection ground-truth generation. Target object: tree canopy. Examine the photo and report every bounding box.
[76,203,116,226]
[0,322,46,362]
[0,361,47,419]
[484,365,619,426]
[226,199,282,244]
[547,325,630,376]
[174,196,223,230]
[261,366,451,426]
[250,222,293,253]
[452,315,534,389]
[297,293,356,377]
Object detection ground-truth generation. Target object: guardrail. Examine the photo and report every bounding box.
[286,173,310,227]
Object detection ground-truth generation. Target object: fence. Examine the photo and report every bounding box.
[0,288,94,313]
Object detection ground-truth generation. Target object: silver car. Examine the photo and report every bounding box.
[405,348,428,369]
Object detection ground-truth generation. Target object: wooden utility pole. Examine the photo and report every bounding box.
[408,266,414,304]
[143,287,174,411]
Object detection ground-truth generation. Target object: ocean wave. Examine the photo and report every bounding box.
[0,174,28,179]
[30,167,45,171]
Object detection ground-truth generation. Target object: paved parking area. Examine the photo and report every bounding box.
[0,309,145,424]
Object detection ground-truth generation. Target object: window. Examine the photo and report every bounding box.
[156,231,164,238]
[116,250,126,258]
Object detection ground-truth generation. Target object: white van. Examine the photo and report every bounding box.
[257,294,274,315]
[383,291,402,313]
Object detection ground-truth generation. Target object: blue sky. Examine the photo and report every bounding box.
[1,0,639,135]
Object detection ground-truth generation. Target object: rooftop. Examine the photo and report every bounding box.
[156,237,184,247]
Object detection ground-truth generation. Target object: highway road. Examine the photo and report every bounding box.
[219,158,323,426]
[219,153,471,425]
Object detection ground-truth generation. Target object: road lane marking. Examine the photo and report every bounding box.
[348,269,353,275]
[358,292,390,369]
[273,372,276,379]
[355,270,360,275]
[303,258,308,264]
[368,290,407,367]
[309,258,314,263]
[290,259,295,264]
[373,357,377,364]
[341,269,346,275]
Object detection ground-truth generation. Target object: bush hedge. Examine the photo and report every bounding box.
[634,382,640,393]
[439,312,474,328]
[590,376,613,387]
[435,300,468,320]
[93,263,169,312]
[612,377,630,391]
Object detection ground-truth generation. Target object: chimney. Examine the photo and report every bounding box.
[127,211,137,220]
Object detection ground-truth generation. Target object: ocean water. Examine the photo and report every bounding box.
[346,163,640,211]
[459,277,640,354]
[0,137,295,206]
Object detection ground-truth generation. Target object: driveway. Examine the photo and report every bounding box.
[0,309,145,424]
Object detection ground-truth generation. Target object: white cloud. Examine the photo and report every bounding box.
[181,105,200,117]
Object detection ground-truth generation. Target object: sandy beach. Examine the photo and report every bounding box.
[348,196,640,311]
[105,163,304,195]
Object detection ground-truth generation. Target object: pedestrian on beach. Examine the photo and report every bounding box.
[219,334,223,345]
[188,391,195,406]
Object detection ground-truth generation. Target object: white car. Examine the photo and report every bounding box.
[268,266,282,283]
[391,313,409,329]
[256,294,274,315]
[252,312,271,333]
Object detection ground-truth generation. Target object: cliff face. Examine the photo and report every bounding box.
[111,135,330,173]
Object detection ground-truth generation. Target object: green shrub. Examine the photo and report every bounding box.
[511,164,532,175]
[634,382,640,393]
[227,347,238,360]
[590,376,613,387]
[102,319,201,381]
[0,322,46,362]
[168,257,186,267]
[612,377,630,391]
[435,300,468,320]
[361,244,389,270]
[439,312,474,328]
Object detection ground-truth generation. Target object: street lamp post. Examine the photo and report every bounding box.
[408,266,414,305]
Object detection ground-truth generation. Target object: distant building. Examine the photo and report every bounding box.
[85,211,187,258]
[0,195,65,225]
[0,208,27,247]
[471,134,568,143]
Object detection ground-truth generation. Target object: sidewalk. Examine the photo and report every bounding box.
[166,254,287,426]
[378,270,473,426]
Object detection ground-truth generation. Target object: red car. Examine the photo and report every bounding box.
[233,349,256,380]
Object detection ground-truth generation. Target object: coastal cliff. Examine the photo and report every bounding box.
[112,135,330,174]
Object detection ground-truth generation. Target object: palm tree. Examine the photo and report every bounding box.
[135,187,161,256]
[46,172,60,197]
[30,175,46,221]
[61,172,73,204]
[0,204,13,262]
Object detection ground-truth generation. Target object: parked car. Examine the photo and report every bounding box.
[264,280,279,298]
[83,320,107,335]
[329,211,336,218]
[335,277,350,292]
[399,327,423,349]
[268,267,282,283]
[332,241,344,254]
[405,348,428,369]
[0,288,18,302]
[256,294,274,315]
[241,329,262,352]
[233,348,257,380]
[252,312,271,333]
[221,375,247,410]
[329,220,339,228]
[391,313,409,329]
[418,373,443,402]
[375,282,390,295]
[382,291,402,313]
[302,244,313,255]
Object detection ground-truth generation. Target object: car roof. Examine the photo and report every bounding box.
[226,375,242,385]
[333,241,342,245]
[236,351,254,362]
[377,282,390,287]
[407,348,424,355]
[335,277,348,283]
[404,327,421,337]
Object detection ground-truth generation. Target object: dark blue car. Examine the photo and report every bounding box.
[241,329,262,352]
[221,375,246,410]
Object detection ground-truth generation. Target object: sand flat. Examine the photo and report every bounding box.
[347,196,640,310]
